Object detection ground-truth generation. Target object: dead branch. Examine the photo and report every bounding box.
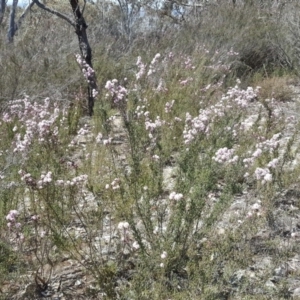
[32,0,75,27]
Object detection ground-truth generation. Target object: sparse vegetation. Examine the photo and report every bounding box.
[1,1,300,299]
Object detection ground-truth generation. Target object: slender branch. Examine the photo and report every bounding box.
[15,1,36,33]
[32,0,75,27]
[82,0,87,15]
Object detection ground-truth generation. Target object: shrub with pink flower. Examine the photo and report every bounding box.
[3,97,64,158]
[213,147,238,164]
[254,167,272,184]
[105,79,128,105]
[6,210,24,242]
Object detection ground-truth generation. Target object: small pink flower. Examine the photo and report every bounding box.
[6,210,19,222]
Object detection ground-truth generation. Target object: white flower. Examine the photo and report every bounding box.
[251,203,261,211]
[264,173,272,182]
[174,193,183,201]
[267,158,279,169]
[169,192,183,201]
[118,221,129,230]
[252,148,262,158]
[169,192,176,200]
[132,241,140,250]
[161,251,168,259]
[152,155,160,161]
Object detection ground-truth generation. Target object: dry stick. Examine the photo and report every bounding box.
[33,0,98,116]
[32,0,75,26]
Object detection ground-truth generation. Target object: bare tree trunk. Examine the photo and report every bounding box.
[69,0,97,116]
[0,0,6,25]
[23,0,98,115]
[5,1,37,42]
[7,0,18,43]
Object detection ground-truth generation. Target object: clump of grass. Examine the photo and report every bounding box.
[255,76,294,102]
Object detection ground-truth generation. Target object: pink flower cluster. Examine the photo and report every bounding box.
[117,221,140,252]
[242,132,282,182]
[147,53,161,76]
[183,83,261,145]
[243,134,281,168]
[6,210,20,228]
[256,133,281,153]
[183,110,211,144]
[135,53,165,82]
[169,192,183,201]
[155,78,167,92]
[135,105,147,118]
[136,56,146,80]
[213,147,238,164]
[254,167,272,184]
[77,125,90,136]
[183,56,195,70]
[75,54,96,84]
[18,170,37,188]
[223,84,259,108]
[228,48,239,56]
[145,116,163,132]
[18,170,54,189]
[55,174,88,187]
[105,178,121,190]
[145,115,165,144]
[165,100,175,113]
[105,79,128,105]
[246,201,263,218]
[267,158,279,169]
[6,210,24,242]
[3,97,62,156]
[37,171,52,189]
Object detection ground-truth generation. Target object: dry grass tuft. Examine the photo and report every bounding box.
[257,76,294,102]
